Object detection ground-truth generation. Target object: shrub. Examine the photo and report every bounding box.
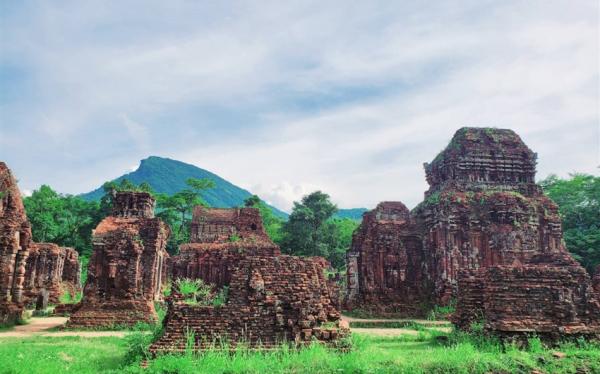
[175,278,219,306]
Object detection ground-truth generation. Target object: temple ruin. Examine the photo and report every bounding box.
[150,207,345,353]
[67,191,169,328]
[23,243,81,305]
[346,127,600,336]
[0,162,32,324]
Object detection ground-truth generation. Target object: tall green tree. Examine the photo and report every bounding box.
[23,185,102,256]
[243,194,284,243]
[540,173,600,273]
[156,177,216,253]
[280,191,357,269]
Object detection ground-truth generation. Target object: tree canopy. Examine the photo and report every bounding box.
[540,173,600,273]
[23,185,102,256]
[154,177,215,253]
[279,191,358,269]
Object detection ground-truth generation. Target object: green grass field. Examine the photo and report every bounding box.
[1,327,599,373]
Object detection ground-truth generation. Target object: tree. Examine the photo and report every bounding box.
[23,185,102,256]
[156,177,216,253]
[280,191,356,268]
[243,195,284,243]
[540,173,600,273]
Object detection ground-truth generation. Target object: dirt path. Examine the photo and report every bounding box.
[341,315,450,326]
[1,316,450,339]
[341,315,452,337]
[0,317,128,338]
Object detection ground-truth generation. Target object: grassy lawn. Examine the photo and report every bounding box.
[0,330,599,373]
[0,336,128,373]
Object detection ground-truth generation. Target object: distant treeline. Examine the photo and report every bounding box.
[22,178,358,269]
[22,174,599,272]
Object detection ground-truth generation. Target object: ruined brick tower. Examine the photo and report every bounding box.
[345,128,596,326]
[0,162,32,324]
[415,127,565,303]
[67,191,169,328]
[345,202,426,315]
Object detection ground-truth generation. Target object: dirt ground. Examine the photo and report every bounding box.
[0,315,450,339]
[340,315,452,336]
[0,317,128,338]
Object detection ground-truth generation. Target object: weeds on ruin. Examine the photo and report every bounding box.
[176,278,228,307]
[212,286,229,308]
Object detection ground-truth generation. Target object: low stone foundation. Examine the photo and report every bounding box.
[67,300,157,327]
[452,253,600,341]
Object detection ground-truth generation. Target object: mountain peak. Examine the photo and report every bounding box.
[80,156,288,218]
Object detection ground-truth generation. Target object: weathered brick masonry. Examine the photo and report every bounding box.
[151,207,345,353]
[346,202,427,316]
[67,192,169,328]
[453,253,600,340]
[23,243,81,304]
[0,162,32,324]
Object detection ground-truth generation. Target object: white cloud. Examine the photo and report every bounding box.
[120,114,150,152]
[250,182,321,212]
[0,0,597,211]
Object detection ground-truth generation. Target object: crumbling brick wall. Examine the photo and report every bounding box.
[152,252,343,353]
[0,162,32,324]
[23,244,81,305]
[453,253,600,340]
[171,242,281,288]
[151,207,345,353]
[67,192,169,328]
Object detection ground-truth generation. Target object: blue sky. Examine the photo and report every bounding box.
[0,0,598,212]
